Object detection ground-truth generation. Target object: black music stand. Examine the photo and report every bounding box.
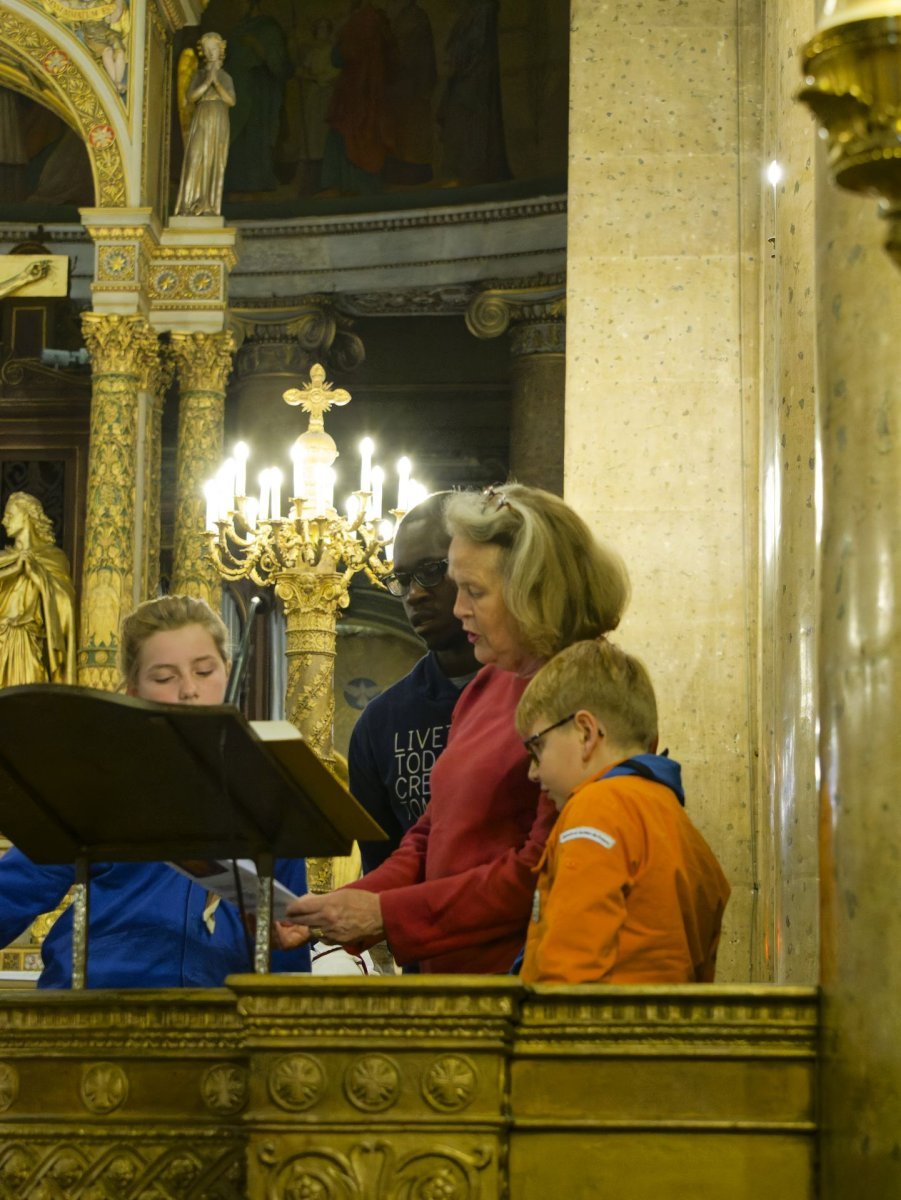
[0,685,386,987]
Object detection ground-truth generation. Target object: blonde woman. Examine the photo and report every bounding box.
[289,484,628,974]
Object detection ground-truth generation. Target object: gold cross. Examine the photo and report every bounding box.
[283,363,352,431]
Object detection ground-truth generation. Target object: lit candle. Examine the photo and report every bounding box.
[258,469,271,522]
[346,494,360,523]
[291,443,305,502]
[233,441,249,498]
[396,456,411,511]
[270,468,282,520]
[359,437,374,494]
[324,467,336,510]
[371,466,384,519]
[203,480,218,531]
[244,496,259,530]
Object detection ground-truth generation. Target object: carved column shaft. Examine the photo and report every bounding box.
[78,313,158,691]
[142,350,174,600]
[466,285,566,495]
[170,332,234,608]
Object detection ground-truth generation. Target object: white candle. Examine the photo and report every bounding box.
[233,441,249,498]
[270,468,282,520]
[324,467,336,510]
[396,456,411,511]
[203,480,218,531]
[371,466,384,519]
[258,469,271,521]
[244,496,259,530]
[346,494,360,523]
[291,444,305,502]
[359,437,374,494]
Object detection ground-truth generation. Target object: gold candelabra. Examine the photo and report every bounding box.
[207,363,426,763]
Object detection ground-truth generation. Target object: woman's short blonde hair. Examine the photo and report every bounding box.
[444,483,629,659]
[515,638,658,751]
[120,595,229,686]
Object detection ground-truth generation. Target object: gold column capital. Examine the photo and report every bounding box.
[465,279,566,356]
[171,329,236,392]
[81,313,156,376]
[799,14,901,269]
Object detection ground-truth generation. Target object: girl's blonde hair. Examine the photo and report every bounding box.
[445,483,629,659]
[120,595,229,685]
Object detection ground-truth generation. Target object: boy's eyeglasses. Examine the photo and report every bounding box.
[384,558,449,597]
[522,713,576,766]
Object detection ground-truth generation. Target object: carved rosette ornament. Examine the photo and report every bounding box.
[422,1055,477,1113]
[78,314,160,690]
[799,14,901,270]
[80,1062,129,1114]
[201,1064,249,1115]
[268,1054,325,1112]
[343,1053,400,1112]
[170,331,235,607]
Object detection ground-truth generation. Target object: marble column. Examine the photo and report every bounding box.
[78,313,159,691]
[754,0,820,984]
[812,87,901,1200]
[466,282,565,495]
[169,331,235,608]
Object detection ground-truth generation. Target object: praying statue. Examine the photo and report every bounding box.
[174,31,236,217]
[0,492,76,688]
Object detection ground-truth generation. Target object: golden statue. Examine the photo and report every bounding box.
[174,32,236,217]
[0,492,76,687]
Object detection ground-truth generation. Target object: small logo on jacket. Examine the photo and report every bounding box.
[559,826,616,849]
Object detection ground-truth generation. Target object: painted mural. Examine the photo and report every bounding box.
[34,0,131,99]
[0,87,94,212]
[182,0,568,212]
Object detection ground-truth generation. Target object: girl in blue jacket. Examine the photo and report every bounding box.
[0,594,310,987]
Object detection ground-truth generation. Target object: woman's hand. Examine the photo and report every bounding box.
[285,889,384,944]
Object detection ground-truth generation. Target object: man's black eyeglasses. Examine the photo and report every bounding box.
[522,713,576,766]
[384,558,449,597]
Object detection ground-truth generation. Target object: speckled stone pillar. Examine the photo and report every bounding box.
[565,0,758,980]
[813,100,901,1200]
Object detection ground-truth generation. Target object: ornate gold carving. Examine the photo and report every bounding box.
[344,1054,400,1113]
[150,263,226,306]
[201,1064,249,1115]
[268,1054,325,1112]
[169,331,234,607]
[78,313,159,689]
[0,11,127,206]
[466,282,566,356]
[0,1140,245,1199]
[422,1055,477,1113]
[96,244,138,282]
[143,347,173,600]
[80,1062,128,1114]
[799,15,901,269]
[266,1142,493,1200]
[0,1062,18,1113]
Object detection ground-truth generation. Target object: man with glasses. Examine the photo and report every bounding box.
[349,492,479,880]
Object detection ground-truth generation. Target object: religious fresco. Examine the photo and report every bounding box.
[181,0,567,213]
[32,0,131,100]
[0,87,94,213]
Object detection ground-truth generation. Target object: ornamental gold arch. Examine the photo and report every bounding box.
[0,7,128,207]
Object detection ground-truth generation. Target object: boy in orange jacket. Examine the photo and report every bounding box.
[515,639,730,984]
